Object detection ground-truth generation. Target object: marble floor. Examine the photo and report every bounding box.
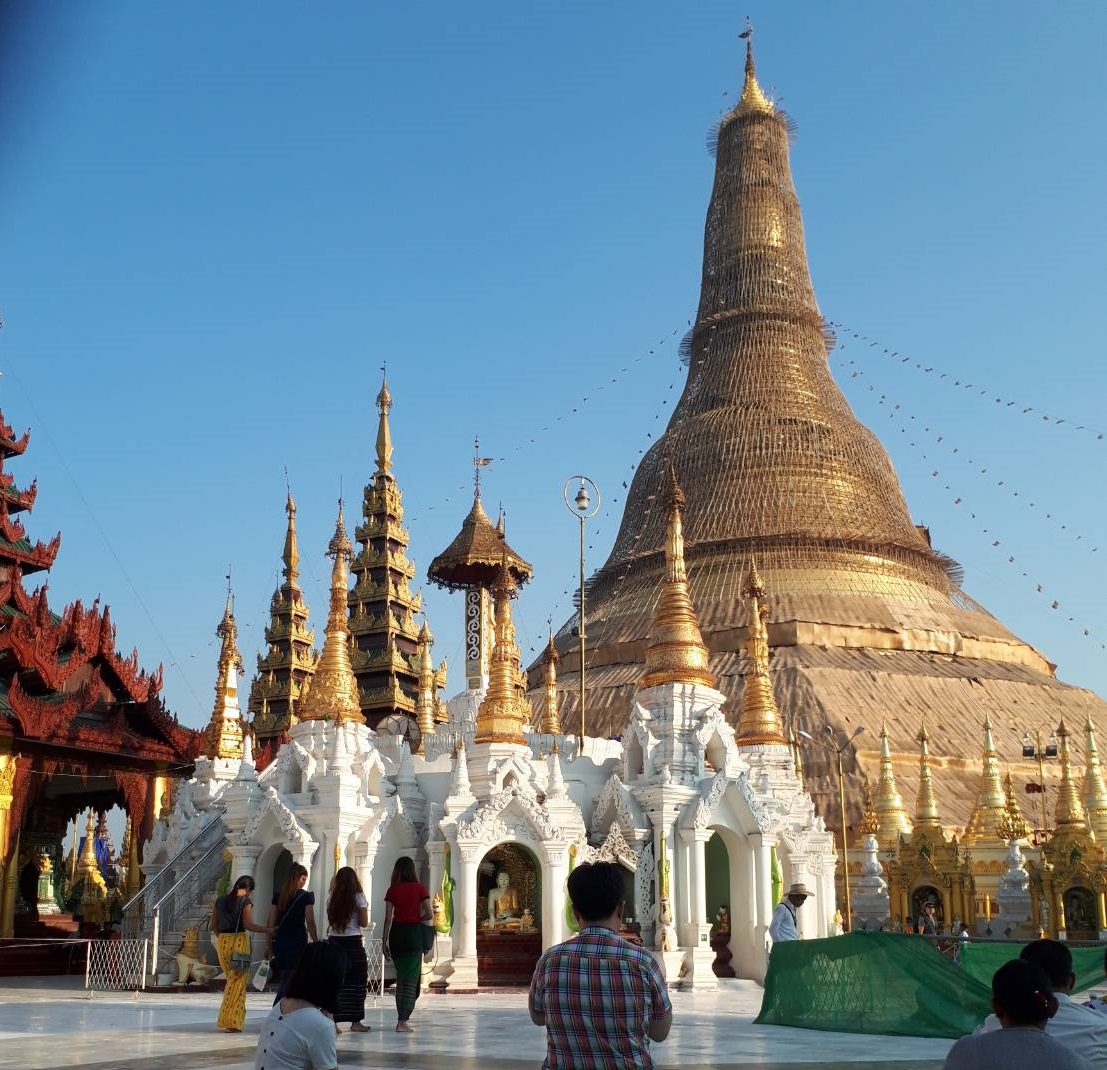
[0,976,955,1070]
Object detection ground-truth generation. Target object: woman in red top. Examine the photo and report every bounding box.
[382,856,431,1033]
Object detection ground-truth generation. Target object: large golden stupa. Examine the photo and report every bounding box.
[530,40,1107,831]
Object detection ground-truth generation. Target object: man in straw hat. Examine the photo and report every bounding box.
[768,883,811,942]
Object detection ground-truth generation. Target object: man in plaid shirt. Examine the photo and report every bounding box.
[529,861,673,1069]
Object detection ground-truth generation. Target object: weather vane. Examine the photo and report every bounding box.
[473,435,493,498]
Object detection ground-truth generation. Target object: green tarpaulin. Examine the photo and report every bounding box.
[960,941,1106,994]
[755,932,993,1038]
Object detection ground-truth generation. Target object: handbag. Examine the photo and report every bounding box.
[228,900,252,974]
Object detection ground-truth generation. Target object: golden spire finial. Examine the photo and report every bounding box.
[640,464,715,690]
[873,721,911,848]
[540,628,562,735]
[997,771,1030,843]
[1054,719,1087,829]
[914,722,943,831]
[736,18,774,116]
[298,501,362,722]
[474,556,531,744]
[472,435,494,500]
[857,780,879,839]
[735,558,787,745]
[282,484,301,590]
[1082,715,1107,839]
[202,582,246,760]
[413,616,436,754]
[963,712,1009,845]
[375,367,393,475]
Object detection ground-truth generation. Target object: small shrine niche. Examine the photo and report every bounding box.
[478,844,539,933]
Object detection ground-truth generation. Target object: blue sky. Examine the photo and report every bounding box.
[3,2,1106,734]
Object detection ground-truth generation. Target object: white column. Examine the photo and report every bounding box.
[229,844,261,883]
[790,855,812,937]
[542,845,569,951]
[454,848,480,959]
[357,852,376,932]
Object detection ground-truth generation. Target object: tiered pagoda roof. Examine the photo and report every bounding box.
[428,493,533,593]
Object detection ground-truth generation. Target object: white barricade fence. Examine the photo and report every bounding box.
[85,938,148,992]
[364,935,386,1008]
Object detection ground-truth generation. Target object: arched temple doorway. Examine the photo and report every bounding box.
[1063,886,1097,940]
[476,843,541,986]
[910,885,944,931]
[705,831,735,977]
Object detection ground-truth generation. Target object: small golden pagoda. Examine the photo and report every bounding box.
[299,503,362,723]
[874,722,912,850]
[640,466,715,690]
[538,632,562,735]
[67,810,109,926]
[347,373,423,728]
[734,560,786,745]
[250,491,318,741]
[1081,715,1107,841]
[962,715,1009,847]
[413,618,447,754]
[1031,719,1107,937]
[473,560,531,746]
[201,591,246,761]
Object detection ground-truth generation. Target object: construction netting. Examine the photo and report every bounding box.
[755,932,992,1038]
[960,941,1106,994]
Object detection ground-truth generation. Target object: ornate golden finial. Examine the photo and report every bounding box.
[202,585,247,760]
[540,629,562,735]
[413,617,436,753]
[640,464,715,690]
[997,772,1030,843]
[282,485,301,589]
[963,713,1009,845]
[472,436,493,500]
[298,502,362,722]
[736,18,774,116]
[914,723,943,831]
[874,721,911,848]
[1082,715,1107,840]
[857,780,879,839]
[1054,719,1087,829]
[735,558,787,744]
[474,557,531,744]
[375,367,393,475]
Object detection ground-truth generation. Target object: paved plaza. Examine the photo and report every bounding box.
[0,977,956,1070]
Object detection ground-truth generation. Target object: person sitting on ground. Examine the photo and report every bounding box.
[941,959,1091,1070]
[253,941,347,1070]
[768,883,810,942]
[974,938,1107,1068]
[529,861,671,1070]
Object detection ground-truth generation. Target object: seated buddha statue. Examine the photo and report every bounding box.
[486,870,521,928]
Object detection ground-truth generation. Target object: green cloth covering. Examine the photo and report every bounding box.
[960,941,1106,994]
[755,932,993,1038]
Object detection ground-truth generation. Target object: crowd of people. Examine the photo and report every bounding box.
[209,865,1105,1070]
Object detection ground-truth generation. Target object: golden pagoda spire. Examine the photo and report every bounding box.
[736,20,774,117]
[640,465,715,690]
[540,630,562,735]
[963,714,1009,845]
[299,502,362,722]
[735,559,786,744]
[1054,719,1087,830]
[474,557,531,745]
[282,487,301,589]
[1082,715,1107,840]
[997,772,1030,844]
[914,723,943,832]
[202,586,246,761]
[413,618,436,753]
[874,721,911,848]
[375,368,393,476]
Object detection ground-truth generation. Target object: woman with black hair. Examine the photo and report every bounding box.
[212,875,272,1033]
[254,941,347,1070]
[326,866,370,1033]
[941,959,1091,1069]
[382,855,431,1033]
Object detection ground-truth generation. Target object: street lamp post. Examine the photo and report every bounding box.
[799,724,865,933]
[1021,724,1060,838]
[562,476,600,750]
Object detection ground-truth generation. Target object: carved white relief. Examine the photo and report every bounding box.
[240,785,317,851]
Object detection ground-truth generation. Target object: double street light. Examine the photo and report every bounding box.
[1021,724,1060,837]
[562,476,600,749]
[798,724,864,933]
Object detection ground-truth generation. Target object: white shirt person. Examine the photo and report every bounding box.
[768,883,811,943]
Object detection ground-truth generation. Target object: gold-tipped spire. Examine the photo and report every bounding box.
[1054,719,1087,829]
[996,772,1030,844]
[375,368,393,476]
[640,465,715,690]
[874,721,911,849]
[474,559,531,745]
[540,630,562,735]
[299,503,362,722]
[414,618,436,753]
[857,780,879,840]
[913,723,942,831]
[282,489,300,588]
[736,21,774,116]
[1082,715,1107,840]
[202,587,246,760]
[735,559,787,744]
[963,714,1009,845]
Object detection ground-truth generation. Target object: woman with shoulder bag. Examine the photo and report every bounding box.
[266,863,317,1003]
[382,856,432,1034]
[326,866,371,1034]
[212,875,272,1032]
